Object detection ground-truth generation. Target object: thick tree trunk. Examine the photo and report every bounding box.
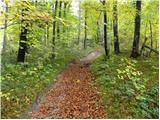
[130,1,141,58]
[102,0,109,56]
[17,8,28,63]
[52,0,58,58]
[84,9,87,49]
[113,0,120,54]
[57,1,62,40]
[3,2,8,51]
[17,27,28,63]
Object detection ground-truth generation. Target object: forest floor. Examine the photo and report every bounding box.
[27,50,107,119]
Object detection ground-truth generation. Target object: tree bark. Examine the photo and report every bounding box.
[77,1,81,45]
[149,19,153,55]
[52,0,58,58]
[63,2,67,42]
[102,0,109,56]
[130,1,141,58]
[140,23,147,55]
[84,9,87,49]
[3,2,8,51]
[17,8,28,63]
[96,21,100,44]
[113,0,120,54]
[57,1,62,40]
[63,2,67,33]
[46,21,49,45]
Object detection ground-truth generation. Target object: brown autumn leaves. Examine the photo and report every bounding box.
[29,60,107,119]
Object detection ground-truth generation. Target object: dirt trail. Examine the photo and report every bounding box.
[28,50,107,119]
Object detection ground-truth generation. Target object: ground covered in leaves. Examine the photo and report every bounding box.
[28,51,107,119]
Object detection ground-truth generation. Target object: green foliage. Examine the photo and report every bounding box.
[1,63,53,118]
[1,1,100,118]
[90,54,159,119]
[0,0,158,119]
[1,43,95,119]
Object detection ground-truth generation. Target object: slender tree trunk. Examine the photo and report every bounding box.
[63,2,67,42]
[140,23,147,55]
[77,1,81,45]
[63,3,67,33]
[57,1,62,40]
[130,1,141,58]
[102,0,109,56]
[45,1,51,45]
[46,22,49,45]
[52,0,58,58]
[66,5,70,41]
[96,21,100,44]
[3,2,8,51]
[35,0,38,5]
[113,0,120,54]
[84,9,87,49]
[17,8,28,63]
[149,19,153,55]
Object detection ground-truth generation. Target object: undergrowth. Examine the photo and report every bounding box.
[1,44,95,119]
[90,53,159,119]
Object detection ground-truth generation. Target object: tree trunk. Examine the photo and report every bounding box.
[17,8,28,63]
[3,2,8,51]
[102,0,109,56]
[84,9,87,49]
[52,0,58,58]
[130,1,141,58]
[63,2,67,42]
[113,0,120,54]
[77,1,81,45]
[140,23,147,55]
[96,21,100,44]
[46,22,49,45]
[149,19,153,55]
[63,3,67,33]
[57,1,62,40]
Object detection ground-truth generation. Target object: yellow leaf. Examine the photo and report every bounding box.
[76,80,80,83]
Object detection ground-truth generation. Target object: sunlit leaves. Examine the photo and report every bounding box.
[90,54,158,118]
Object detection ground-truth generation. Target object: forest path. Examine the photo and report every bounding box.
[28,50,107,119]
